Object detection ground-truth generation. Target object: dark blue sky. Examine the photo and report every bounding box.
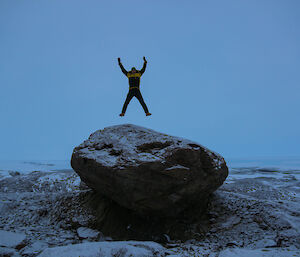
[0,0,299,160]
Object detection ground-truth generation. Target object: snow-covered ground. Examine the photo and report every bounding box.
[0,157,300,256]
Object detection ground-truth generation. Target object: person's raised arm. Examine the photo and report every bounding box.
[118,58,128,76]
[140,56,147,75]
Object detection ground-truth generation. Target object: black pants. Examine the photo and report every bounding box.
[122,88,149,114]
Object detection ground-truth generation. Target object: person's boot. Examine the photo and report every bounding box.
[146,112,152,116]
[119,113,125,117]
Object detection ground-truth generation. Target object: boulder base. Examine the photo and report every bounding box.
[71,124,228,217]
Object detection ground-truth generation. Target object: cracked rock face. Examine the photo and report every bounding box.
[71,124,228,217]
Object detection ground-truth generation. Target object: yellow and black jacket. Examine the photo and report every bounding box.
[119,62,147,89]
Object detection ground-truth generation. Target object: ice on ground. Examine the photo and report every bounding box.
[37,241,165,257]
[0,230,26,248]
[218,247,300,257]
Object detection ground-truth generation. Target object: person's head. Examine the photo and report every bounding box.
[131,67,137,73]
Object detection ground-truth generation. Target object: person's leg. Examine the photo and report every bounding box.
[135,89,149,114]
[121,90,134,115]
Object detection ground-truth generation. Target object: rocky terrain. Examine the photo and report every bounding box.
[0,124,300,256]
[0,161,300,256]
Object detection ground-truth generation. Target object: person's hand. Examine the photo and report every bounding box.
[118,57,121,63]
[143,56,147,63]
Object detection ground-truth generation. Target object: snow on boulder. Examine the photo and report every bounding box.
[37,241,165,257]
[71,124,228,217]
[0,230,26,248]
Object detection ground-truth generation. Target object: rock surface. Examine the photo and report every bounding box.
[71,124,228,216]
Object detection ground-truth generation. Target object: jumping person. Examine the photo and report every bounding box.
[118,57,151,117]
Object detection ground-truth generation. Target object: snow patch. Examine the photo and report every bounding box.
[219,247,300,257]
[76,227,100,239]
[21,241,48,255]
[37,241,165,257]
[0,230,26,248]
[0,247,20,257]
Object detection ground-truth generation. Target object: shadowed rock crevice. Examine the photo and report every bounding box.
[137,141,172,153]
[57,190,212,242]
[95,143,113,150]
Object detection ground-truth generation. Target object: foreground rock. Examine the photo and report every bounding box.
[71,124,228,216]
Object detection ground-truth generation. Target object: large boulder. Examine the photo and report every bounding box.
[71,124,228,217]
